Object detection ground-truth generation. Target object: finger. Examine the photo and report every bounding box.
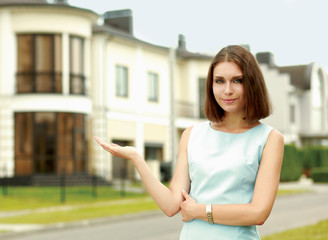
[94,137,114,152]
[110,143,120,147]
[94,136,102,144]
[94,137,109,149]
[181,189,190,200]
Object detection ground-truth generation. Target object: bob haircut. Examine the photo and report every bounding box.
[204,45,272,122]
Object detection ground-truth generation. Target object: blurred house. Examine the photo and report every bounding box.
[0,0,212,182]
[0,0,326,183]
[0,0,98,180]
[257,52,328,147]
[91,11,212,182]
[92,9,173,181]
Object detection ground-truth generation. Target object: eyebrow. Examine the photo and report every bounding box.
[213,75,243,79]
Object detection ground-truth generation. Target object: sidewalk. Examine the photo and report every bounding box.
[1,179,327,237]
[278,176,328,193]
[0,197,155,236]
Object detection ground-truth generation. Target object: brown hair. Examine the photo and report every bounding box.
[204,45,272,122]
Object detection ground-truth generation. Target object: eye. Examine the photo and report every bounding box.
[233,78,243,83]
[214,78,224,84]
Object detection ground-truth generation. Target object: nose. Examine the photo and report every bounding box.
[224,82,233,95]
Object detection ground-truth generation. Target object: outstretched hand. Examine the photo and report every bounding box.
[94,136,140,161]
[180,189,197,222]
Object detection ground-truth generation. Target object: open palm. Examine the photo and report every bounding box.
[94,136,139,161]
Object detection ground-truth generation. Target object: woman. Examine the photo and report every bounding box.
[94,45,284,239]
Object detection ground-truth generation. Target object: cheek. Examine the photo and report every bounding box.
[237,85,245,97]
[212,85,221,96]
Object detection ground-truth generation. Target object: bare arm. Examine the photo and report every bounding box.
[94,127,191,217]
[181,129,284,225]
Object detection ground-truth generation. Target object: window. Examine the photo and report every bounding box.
[14,113,33,175]
[145,144,163,161]
[57,113,87,173]
[147,72,159,102]
[115,65,128,97]
[112,140,135,180]
[17,34,62,93]
[312,69,324,131]
[14,112,87,176]
[198,78,206,118]
[70,36,85,95]
[290,104,295,124]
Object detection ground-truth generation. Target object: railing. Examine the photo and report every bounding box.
[16,72,86,95]
[0,173,108,203]
[16,72,63,93]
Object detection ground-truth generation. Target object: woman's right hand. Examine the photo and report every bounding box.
[94,136,140,161]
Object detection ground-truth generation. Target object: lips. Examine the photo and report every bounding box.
[223,98,237,104]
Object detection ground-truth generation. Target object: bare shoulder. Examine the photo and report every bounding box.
[263,129,284,158]
[268,129,284,145]
[183,126,194,136]
[179,126,194,147]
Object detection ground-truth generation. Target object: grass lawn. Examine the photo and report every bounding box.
[0,186,148,211]
[276,189,310,196]
[0,186,311,225]
[263,219,328,240]
[0,185,158,225]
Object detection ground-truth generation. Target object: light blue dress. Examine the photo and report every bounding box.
[179,121,273,240]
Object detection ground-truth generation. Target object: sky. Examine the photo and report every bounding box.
[69,0,328,70]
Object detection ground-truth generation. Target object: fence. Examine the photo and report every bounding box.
[0,172,135,203]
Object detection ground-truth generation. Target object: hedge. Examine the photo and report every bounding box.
[311,168,328,183]
[300,146,328,169]
[280,144,302,182]
[279,145,328,182]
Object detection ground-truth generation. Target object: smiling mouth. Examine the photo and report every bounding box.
[223,99,237,103]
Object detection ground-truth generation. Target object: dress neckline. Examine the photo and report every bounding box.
[208,121,262,135]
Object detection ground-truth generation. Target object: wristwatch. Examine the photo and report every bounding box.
[206,204,214,224]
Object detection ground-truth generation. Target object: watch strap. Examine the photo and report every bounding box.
[206,204,214,224]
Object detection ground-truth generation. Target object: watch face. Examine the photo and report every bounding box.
[206,204,211,213]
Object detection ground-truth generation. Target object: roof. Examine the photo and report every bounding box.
[0,0,97,16]
[0,0,46,4]
[93,24,169,51]
[278,63,313,90]
[93,24,213,58]
[176,48,213,60]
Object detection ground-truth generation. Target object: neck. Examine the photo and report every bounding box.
[211,113,259,131]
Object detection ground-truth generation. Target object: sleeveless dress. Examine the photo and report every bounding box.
[179,121,273,240]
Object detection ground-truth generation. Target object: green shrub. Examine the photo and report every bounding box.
[311,168,328,183]
[319,147,328,168]
[280,144,302,182]
[301,146,328,169]
[300,148,312,170]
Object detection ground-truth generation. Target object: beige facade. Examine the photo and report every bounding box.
[0,2,98,177]
[91,17,172,181]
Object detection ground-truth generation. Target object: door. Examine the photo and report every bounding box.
[34,113,56,174]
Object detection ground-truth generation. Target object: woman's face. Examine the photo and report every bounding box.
[212,61,246,117]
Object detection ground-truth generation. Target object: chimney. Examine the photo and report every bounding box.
[239,44,250,51]
[256,52,275,68]
[103,9,133,35]
[178,34,186,50]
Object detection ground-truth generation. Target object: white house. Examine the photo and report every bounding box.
[257,52,328,147]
